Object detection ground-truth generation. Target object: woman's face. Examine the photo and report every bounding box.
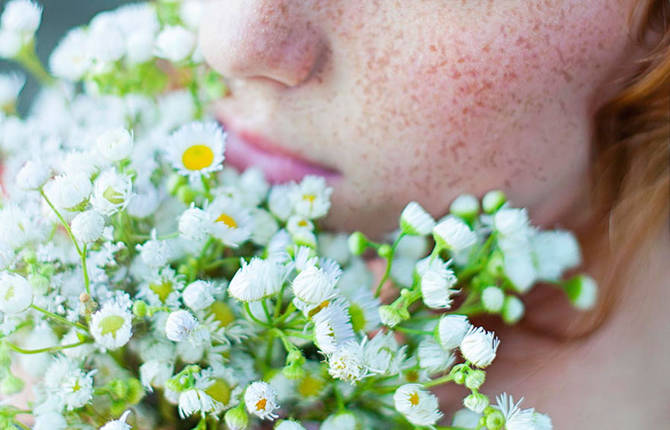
[200,0,639,237]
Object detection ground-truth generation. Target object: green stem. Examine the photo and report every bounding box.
[81,243,91,296]
[275,302,297,326]
[423,373,454,388]
[374,233,406,298]
[5,339,91,354]
[15,41,54,85]
[31,304,89,332]
[394,326,433,336]
[13,419,31,430]
[332,382,346,411]
[243,302,272,328]
[40,189,82,255]
[273,283,286,319]
[261,300,272,323]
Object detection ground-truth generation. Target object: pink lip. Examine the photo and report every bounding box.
[220,121,341,184]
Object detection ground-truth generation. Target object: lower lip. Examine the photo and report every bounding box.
[222,127,341,184]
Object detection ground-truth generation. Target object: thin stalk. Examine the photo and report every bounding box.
[5,339,90,354]
[40,189,82,255]
[374,232,406,298]
[31,304,89,332]
[81,243,91,296]
[423,373,454,388]
[393,326,433,336]
[243,302,272,328]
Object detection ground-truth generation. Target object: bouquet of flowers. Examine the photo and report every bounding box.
[0,1,597,429]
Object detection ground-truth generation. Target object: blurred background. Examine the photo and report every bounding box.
[0,0,129,111]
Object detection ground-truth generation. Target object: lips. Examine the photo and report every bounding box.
[220,121,341,184]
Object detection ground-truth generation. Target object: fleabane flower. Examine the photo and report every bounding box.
[100,410,132,430]
[205,195,252,247]
[312,299,355,354]
[91,169,133,215]
[43,172,92,211]
[71,210,105,244]
[291,265,336,304]
[49,27,92,81]
[327,341,367,383]
[165,309,198,342]
[289,175,332,219]
[183,280,215,311]
[155,25,195,62]
[400,201,436,236]
[418,337,455,374]
[228,257,284,301]
[393,384,443,426]
[244,381,279,420]
[61,368,95,410]
[96,128,133,163]
[459,326,500,368]
[420,265,458,309]
[166,121,225,178]
[494,393,553,430]
[178,205,213,242]
[433,215,477,253]
[0,272,32,314]
[90,301,133,350]
[1,0,42,34]
[275,420,307,430]
[437,314,471,350]
[178,388,216,418]
[362,331,407,376]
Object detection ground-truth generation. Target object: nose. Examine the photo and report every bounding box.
[199,0,326,88]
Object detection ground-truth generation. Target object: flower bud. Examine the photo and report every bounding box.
[400,201,435,236]
[165,310,198,342]
[377,243,392,259]
[176,184,196,205]
[485,409,505,430]
[482,190,506,214]
[378,305,405,328]
[563,274,598,310]
[0,272,32,314]
[348,231,367,256]
[71,210,105,244]
[453,370,466,385]
[501,295,524,325]
[437,314,471,350]
[96,128,133,162]
[481,286,504,313]
[224,404,249,430]
[132,300,147,318]
[465,370,486,390]
[432,216,477,253]
[450,194,479,221]
[17,160,49,190]
[464,392,489,414]
[0,373,24,395]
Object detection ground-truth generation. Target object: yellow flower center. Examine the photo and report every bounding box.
[215,212,237,228]
[255,398,267,411]
[103,186,124,204]
[100,315,124,337]
[349,304,366,332]
[4,286,14,301]
[149,280,174,303]
[205,378,231,405]
[210,302,235,327]
[297,374,325,398]
[302,194,316,203]
[409,391,420,406]
[298,220,309,227]
[182,144,215,171]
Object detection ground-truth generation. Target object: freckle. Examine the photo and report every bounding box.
[429,45,437,52]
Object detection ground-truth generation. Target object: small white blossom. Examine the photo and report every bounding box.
[206,196,252,247]
[49,27,92,81]
[1,0,42,33]
[155,25,195,62]
[0,272,32,314]
[166,121,225,178]
[459,326,500,368]
[178,389,216,418]
[71,210,105,244]
[244,381,279,420]
[565,274,598,310]
[96,128,133,162]
[321,412,357,430]
[502,295,525,324]
[313,300,355,354]
[437,314,471,350]
[275,420,306,430]
[327,341,367,383]
[16,159,48,190]
[503,248,537,293]
[229,257,284,302]
[34,412,67,430]
[165,309,198,342]
[450,194,480,219]
[400,201,435,236]
[0,29,22,57]
[140,360,173,390]
[268,184,293,220]
[464,392,489,414]
[362,331,406,376]
[482,286,505,313]
[44,172,92,211]
[0,71,24,106]
[291,265,336,304]
[420,266,458,309]
[91,169,133,215]
[393,384,442,426]
[289,175,332,219]
[136,238,170,268]
[178,206,212,242]
[494,208,531,238]
[418,337,455,374]
[90,302,133,349]
[183,280,215,311]
[433,215,477,252]
[100,410,132,430]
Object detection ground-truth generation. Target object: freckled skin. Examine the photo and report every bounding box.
[200,0,639,238]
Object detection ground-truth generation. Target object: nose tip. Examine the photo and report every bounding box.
[199,0,326,88]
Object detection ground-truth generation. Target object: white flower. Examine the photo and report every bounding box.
[418,337,455,374]
[400,201,435,236]
[286,215,314,236]
[268,184,293,220]
[251,208,279,246]
[178,206,212,242]
[450,194,480,219]
[459,326,500,368]
[494,208,531,238]
[96,128,133,162]
[183,280,215,311]
[1,0,42,33]
[140,360,173,390]
[275,420,306,430]
[91,169,133,215]
[452,408,482,428]
[291,265,336,304]
[206,196,252,247]
[420,266,458,309]
[433,215,477,252]
[34,412,67,430]
[321,412,358,430]
[16,159,48,190]
[289,175,332,219]
[179,0,203,29]
[464,392,489,414]
[362,331,406,376]
[100,410,132,430]
[228,257,284,302]
[87,14,125,63]
[165,309,198,342]
[502,295,525,324]
[44,172,92,211]
[0,204,31,249]
[327,341,367,383]
[71,210,105,244]
[313,300,355,354]
[0,29,22,57]
[90,302,133,350]
[0,272,32,314]
[49,27,92,81]
[125,29,155,64]
[531,230,581,281]
[136,238,170,268]
[437,314,471,350]
[565,274,598,310]
[393,384,443,426]
[166,121,225,178]
[378,305,405,328]
[244,381,279,420]
[62,369,95,410]
[494,393,551,430]
[503,248,537,293]
[482,286,505,313]
[0,72,24,106]
[178,389,216,418]
[155,25,195,62]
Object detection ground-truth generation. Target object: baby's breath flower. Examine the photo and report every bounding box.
[155,25,195,62]
[393,384,442,426]
[289,175,332,219]
[400,201,436,236]
[96,128,133,162]
[244,381,279,420]
[165,309,198,342]
[433,215,477,253]
[16,159,48,190]
[100,410,132,430]
[229,257,283,302]
[1,0,42,33]
[0,272,32,314]
[459,326,500,368]
[327,341,367,383]
[166,121,225,178]
[49,27,92,81]
[71,210,105,244]
[90,302,133,350]
[437,314,471,350]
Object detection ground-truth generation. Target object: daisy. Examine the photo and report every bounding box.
[292,265,336,304]
[205,196,252,247]
[420,265,458,309]
[459,326,500,368]
[289,175,332,219]
[312,299,355,355]
[228,257,284,302]
[166,121,225,178]
[393,384,443,427]
[400,201,436,236]
[90,301,133,350]
[244,381,280,420]
[327,341,367,383]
